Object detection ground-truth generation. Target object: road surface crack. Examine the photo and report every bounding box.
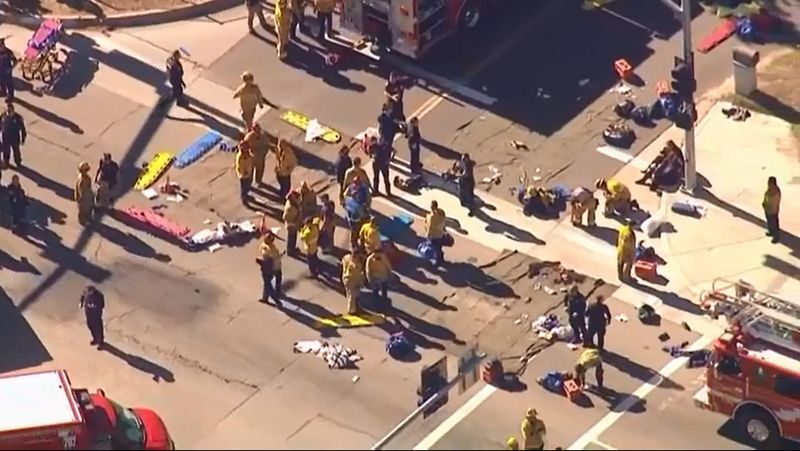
[29,132,83,158]
[82,105,143,152]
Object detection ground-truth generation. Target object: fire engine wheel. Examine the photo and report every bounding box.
[736,407,781,449]
[458,0,481,30]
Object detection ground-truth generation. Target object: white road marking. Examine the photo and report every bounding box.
[558,228,616,257]
[567,333,716,450]
[591,439,619,450]
[412,384,499,450]
[595,145,649,171]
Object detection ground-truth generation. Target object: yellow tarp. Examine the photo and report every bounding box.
[315,312,386,328]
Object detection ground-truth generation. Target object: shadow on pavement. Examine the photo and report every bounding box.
[48,49,99,101]
[762,254,799,280]
[1,0,47,14]
[14,97,84,134]
[629,279,704,315]
[372,303,464,351]
[603,350,684,390]
[24,195,68,226]
[18,162,77,201]
[0,287,53,373]
[584,225,618,246]
[589,386,647,414]
[95,220,172,263]
[21,223,111,284]
[696,186,800,259]
[0,249,41,275]
[102,343,175,382]
[284,42,368,93]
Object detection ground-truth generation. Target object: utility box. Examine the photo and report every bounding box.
[732,46,759,96]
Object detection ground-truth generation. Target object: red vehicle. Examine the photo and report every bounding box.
[339,0,485,58]
[0,369,173,450]
[694,279,800,449]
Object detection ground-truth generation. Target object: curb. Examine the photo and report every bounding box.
[0,0,241,30]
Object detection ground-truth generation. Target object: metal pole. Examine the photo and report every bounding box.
[681,0,697,192]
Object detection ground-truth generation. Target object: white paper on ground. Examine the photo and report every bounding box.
[305,119,325,142]
[142,188,159,200]
[208,243,223,253]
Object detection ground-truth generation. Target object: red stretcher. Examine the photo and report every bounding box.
[697,18,737,53]
[115,207,192,248]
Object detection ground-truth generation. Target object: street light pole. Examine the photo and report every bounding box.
[659,0,697,192]
[680,0,697,192]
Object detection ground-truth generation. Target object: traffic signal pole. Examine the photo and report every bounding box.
[660,0,697,191]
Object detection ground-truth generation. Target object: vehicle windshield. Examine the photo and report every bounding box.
[108,399,146,449]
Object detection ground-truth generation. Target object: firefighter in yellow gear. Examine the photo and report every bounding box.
[244,124,270,185]
[275,138,298,199]
[366,249,392,302]
[258,231,284,305]
[313,0,336,38]
[570,186,598,227]
[235,143,255,204]
[341,156,370,203]
[359,216,382,253]
[299,180,318,219]
[505,437,519,451]
[520,408,546,450]
[274,0,292,60]
[300,216,322,277]
[341,249,365,314]
[75,161,95,226]
[616,220,636,281]
[595,178,632,216]
[424,200,447,265]
[575,347,604,388]
[283,191,302,255]
[233,72,267,129]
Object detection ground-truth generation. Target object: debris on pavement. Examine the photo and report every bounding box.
[532,315,573,342]
[352,375,360,383]
[293,340,363,369]
[510,140,529,150]
[386,332,415,359]
[166,194,185,203]
[722,105,751,121]
[615,314,629,323]
[142,188,159,200]
[189,220,257,248]
[208,243,223,253]
[481,166,503,185]
[671,199,708,217]
[610,82,634,96]
[658,332,671,342]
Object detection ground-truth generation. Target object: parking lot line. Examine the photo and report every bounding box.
[567,333,716,450]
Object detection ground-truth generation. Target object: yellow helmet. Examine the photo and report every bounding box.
[505,437,519,450]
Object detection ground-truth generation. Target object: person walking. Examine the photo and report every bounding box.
[244,124,270,185]
[314,0,335,39]
[0,101,26,168]
[616,220,636,281]
[585,295,611,351]
[763,176,782,244]
[245,0,269,32]
[275,138,297,199]
[0,39,17,100]
[372,141,392,197]
[563,284,587,345]
[520,408,546,451]
[456,153,476,216]
[236,143,255,205]
[166,50,186,106]
[407,117,422,174]
[95,153,119,211]
[300,215,321,277]
[424,200,447,266]
[75,162,95,226]
[366,248,392,304]
[257,231,284,307]
[7,174,28,232]
[274,0,292,60]
[341,249,365,314]
[79,286,106,349]
[233,72,267,130]
[283,190,302,256]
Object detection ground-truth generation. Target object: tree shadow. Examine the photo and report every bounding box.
[583,225,618,246]
[474,208,545,245]
[14,97,84,134]
[0,286,52,373]
[695,186,800,259]
[628,279,703,315]
[46,49,99,100]
[602,350,684,390]
[420,138,461,160]
[95,220,172,263]
[438,261,516,298]
[102,343,175,382]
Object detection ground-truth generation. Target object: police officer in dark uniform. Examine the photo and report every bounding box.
[384,71,407,123]
[407,117,421,175]
[586,295,612,351]
[456,153,476,216]
[377,102,399,146]
[79,286,106,349]
[0,39,17,100]
[166,50,186,106]
[372,140,392,197]
[0,101,27,168]
[563,284,587,345]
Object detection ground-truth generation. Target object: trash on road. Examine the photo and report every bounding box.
[352,375,360,383]
[615,314,629,323]
[208,243,223,253]
[189,220,257,248]
[510,140,528,150]
[293,340,363,369]
[142,188,159,200]
[532,315,573,342]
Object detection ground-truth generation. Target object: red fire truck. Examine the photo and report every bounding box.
[694,279,800,449]
[0,369,174,450]
[339,0,485,58]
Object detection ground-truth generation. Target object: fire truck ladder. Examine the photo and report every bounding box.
[724,281,800,354]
